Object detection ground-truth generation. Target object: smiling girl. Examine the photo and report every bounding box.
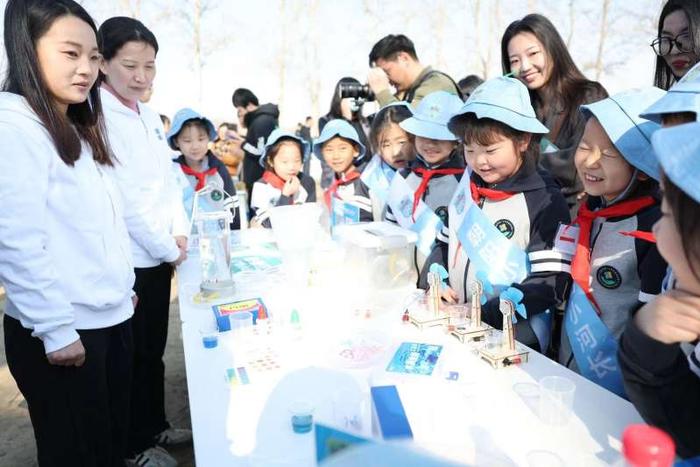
[558,88,669,395]
[313,119,374,224]
[384,91,465,287]
[444,77,570,354]
[501,14,608,215]
[363,102,415,220]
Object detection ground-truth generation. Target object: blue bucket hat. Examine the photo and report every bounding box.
[652,122,700,204]
[640,62,700,124]
[400,91,463,141]
[166,108,217,150]
[313,119,366,161]
[448,77,549,136]
[259,129,311,168]
[580,87,665,180]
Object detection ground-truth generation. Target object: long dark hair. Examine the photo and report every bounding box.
[653,0,700,90]
[327,77,360,119]
[501,14,607,134]
[663,173,700,281]
[2,0,111,166]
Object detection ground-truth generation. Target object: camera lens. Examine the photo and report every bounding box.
[339,83,375,101]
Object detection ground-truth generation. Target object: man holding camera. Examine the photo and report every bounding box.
[367,34,461,108]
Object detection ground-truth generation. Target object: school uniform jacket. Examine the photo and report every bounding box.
[560,194,667,369]
[386,151,465,287]
[329,171,374,222]
[172,152,241,230]
[101,88,189,268]
[618,319,700,458]
[251,172,317,228]
[447,158,571,349]
[0,92,135,354]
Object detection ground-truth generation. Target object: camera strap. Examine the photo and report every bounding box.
[404,69,463,104]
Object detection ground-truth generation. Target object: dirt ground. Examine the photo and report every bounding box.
[0,285,195,467]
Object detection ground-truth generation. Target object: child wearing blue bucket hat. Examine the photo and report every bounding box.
[250,129,316,228]
[384,91,465,287]
[443,76,570,354]
[363,102,416,220]
[168,108,240,229]
[313,119,374,224]
[641,61,700,127]
[619,121,700,458]
[640,63,700,296]
[557,88,669,395]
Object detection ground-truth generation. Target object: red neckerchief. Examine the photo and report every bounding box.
[469,181,516,204]
[451,181,516,269]
[324,171,360,208]
[180,163,218,191]
[412,167,464,220]
[262,170,287,191]
[620,230,656,243]
[570,196,656,312]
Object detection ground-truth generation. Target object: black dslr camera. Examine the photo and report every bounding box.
[338,83,375,114]
[338,82,376,101]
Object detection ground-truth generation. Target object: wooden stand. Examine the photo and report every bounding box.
[408,272,448,329]
[477,298,529,368]
[451,319,490,343]
[451,281,489,342]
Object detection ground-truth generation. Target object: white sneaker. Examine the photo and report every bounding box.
[154,427,193,446]
[126,446,178,467]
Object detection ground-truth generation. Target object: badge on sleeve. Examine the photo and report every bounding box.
[553,223,579,256]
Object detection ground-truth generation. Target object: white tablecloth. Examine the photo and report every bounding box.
[176,231,643,467]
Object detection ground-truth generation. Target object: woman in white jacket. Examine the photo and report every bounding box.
[0,1,135,466]
[97,16,190,466]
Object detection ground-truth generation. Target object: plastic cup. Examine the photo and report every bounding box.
[538,376,576,426]
[332,389,365,433]
[199,322,219,349]
[446,305,468,331]
[230,311,253,339]
[289,401,314,434]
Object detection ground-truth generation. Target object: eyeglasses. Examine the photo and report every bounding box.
[651,33,693,56]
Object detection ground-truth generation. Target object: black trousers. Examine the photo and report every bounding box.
[4,315,133,467]
[127,263,173,456]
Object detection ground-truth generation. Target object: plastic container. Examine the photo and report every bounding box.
[332,222,418,291]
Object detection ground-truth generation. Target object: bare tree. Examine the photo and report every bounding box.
[120,0,141,18]
[566,0,576,48]
[159,0,232,106]
[277,0,288,114]
[594,0,611,81]
[300,0,322,119]
[431,3,448,71]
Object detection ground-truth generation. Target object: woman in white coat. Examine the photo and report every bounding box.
[97,16,190,467]
[0,1,135,465]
